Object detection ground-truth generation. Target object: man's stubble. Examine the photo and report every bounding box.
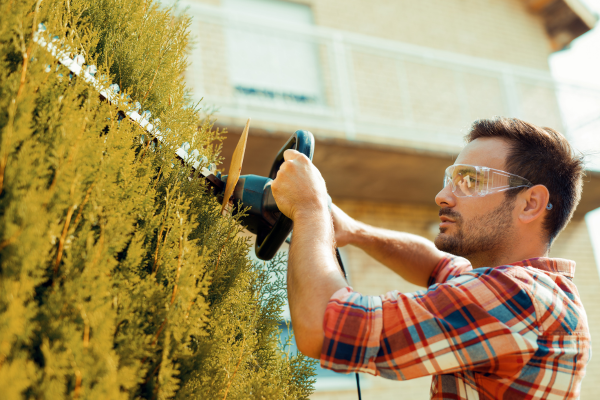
[434,198,515,262]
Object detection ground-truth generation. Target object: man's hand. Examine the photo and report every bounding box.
[331,204,360,247]
[271,149,329,220]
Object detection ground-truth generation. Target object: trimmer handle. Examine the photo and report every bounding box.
[268,130,315,180]
[255,130,315,260]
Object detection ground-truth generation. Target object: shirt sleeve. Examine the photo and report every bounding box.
[427,254,473,286]
[320,268,539,381]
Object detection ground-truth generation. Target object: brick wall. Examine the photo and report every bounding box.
[551,217,600,399]
[310,199,600,399]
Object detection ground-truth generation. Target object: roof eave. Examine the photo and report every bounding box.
[525,0,599,50]
[564,0,598,29]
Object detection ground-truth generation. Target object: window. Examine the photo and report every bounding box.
[223,0,323,105]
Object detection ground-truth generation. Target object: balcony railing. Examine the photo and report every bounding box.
[181,1,600,156]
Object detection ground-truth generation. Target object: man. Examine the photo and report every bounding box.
[271,117,591,399]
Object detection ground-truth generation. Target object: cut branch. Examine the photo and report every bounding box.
[0,0,43,195]
[222,334,246,400]
[54,205,76,275]
[169,218,185,305]
[0,228,23,252]
[71,183,95,230]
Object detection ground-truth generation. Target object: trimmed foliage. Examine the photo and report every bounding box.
[0,1,316,398]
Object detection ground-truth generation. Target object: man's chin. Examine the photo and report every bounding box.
[434,233,459,254]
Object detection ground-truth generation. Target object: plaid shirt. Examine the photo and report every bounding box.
[321,256,591,399]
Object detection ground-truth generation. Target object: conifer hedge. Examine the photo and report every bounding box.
[0,0,316,398]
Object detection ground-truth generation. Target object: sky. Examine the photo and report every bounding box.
[549,0,600,274]
[550,0,600,172]
[551,0,600,89]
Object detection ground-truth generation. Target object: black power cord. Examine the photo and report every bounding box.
[335,248,362,400]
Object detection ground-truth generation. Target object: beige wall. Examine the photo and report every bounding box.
[313,199,600,399]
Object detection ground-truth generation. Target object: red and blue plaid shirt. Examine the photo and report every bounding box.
[321,255,591,399]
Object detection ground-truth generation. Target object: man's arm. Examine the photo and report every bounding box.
[332,204,444,287]
[271,150,347,359]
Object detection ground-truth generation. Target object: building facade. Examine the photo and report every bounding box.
[178,0,600,397]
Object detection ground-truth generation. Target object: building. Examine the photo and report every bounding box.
[178,0,600,397]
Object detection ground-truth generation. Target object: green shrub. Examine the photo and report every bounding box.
[0,1,316,398]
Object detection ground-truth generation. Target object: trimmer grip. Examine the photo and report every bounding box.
[256,130,315,260]
[268,130,315,180]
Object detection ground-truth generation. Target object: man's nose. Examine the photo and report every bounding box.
[435,184,457,208]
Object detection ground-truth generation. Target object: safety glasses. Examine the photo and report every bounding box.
[443,164,533,197]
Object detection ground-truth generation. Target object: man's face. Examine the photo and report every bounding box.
[434,138,516,260]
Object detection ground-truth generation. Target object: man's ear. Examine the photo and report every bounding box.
[518,185,550,225]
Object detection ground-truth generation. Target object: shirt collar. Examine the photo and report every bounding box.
[508,257,576,279]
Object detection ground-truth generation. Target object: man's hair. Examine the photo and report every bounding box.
[465,117,584,244]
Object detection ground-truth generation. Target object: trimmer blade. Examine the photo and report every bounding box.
[221,118,250,214]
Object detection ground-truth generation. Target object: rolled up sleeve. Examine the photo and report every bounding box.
[321,287,383,374]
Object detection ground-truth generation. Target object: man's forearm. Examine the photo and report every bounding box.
[346,219,443,287]
[287,207,347,359]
